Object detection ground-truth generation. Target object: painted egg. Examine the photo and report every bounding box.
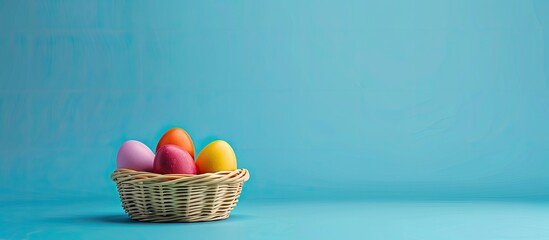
[195,140,237,174]
[153,144,197,174]
[156,128,195,158]
[116,140,155,172]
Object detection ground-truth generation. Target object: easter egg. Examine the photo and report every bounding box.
[156,128,195,158]
[153,145,197,174]
[116,140,155,172]
[195,140,237,174]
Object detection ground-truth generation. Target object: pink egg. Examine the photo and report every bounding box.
[116,140,155,172]
[153,145,197,174]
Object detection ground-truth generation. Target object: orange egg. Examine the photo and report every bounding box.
[156,128,195,158]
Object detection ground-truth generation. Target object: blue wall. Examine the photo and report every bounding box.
[2,0,549,201]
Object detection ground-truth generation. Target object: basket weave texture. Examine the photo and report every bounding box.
[111,168,250,222]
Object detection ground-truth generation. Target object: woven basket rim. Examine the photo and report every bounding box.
[111,168,250,186]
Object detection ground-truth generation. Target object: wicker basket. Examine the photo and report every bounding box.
[111,168,250,222]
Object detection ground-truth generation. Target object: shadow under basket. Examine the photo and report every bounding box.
[111,168,250,223]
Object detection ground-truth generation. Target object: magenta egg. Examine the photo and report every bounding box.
[153,145,197,174]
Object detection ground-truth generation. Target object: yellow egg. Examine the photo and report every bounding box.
[196,140,237,174]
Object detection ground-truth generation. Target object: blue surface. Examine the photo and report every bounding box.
[3,199,549,239]
[2,0,549,239]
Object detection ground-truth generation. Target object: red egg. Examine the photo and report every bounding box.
[153,145,197,174]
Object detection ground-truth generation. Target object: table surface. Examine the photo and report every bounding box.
[3,199,549,240]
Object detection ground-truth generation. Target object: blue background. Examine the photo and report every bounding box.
[2,0,549,239]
